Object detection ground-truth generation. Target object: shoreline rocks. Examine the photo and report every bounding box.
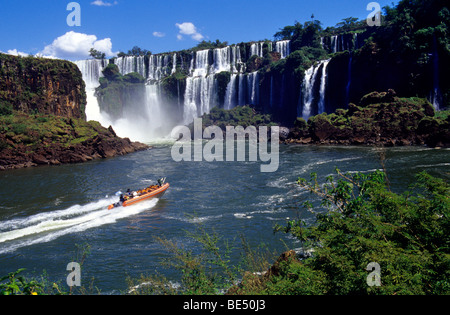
[0,115,149,171]
[283,91,450,148]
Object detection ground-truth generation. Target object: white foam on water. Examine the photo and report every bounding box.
[0,197,159,254]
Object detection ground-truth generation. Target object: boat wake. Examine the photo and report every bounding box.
[0,197,158,254]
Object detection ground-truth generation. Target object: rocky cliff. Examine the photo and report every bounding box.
[0,54,148,170]
[286,90,450,147]
[0,53,87,119]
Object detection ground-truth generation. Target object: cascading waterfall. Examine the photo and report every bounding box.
[301,60,329,120]
[275,40,291,59]
[74,59,108,124]
[332,35,338,53]
[238,73,246,106]
[148,54,171,81]
[250,42,264,58]
[318,59,330,113]
[224,74,237,110]
[76,55,175,141]
[247,71,259,106]
[301,64,319,120]
[183,49,216,124]
[77,45,263,139]
[171,53,177,75]
[114,56,135,76]
[214,46,242,73]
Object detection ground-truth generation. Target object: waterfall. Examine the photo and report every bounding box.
[224,74,237,110]
[301,60,329,120]
[331,36,338,53]
[302,64,318,119]
[76,43,270,138]
[74,59,108,124]
[148,54,170,81]
[214,47,230,73]
[250,42,264,58]
[144,84,164,136]
[214,46,243,73]
[183,50,217,124]
[109,84,165,142]
[183,47,250,123]
[318,59,330,113]
[247,71,259,105]
[171,53,177,75]
[275,40,291,59]
[238,74,245,106]
[114,56,135,75]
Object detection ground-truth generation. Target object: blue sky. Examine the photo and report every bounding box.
[0,0,399,60]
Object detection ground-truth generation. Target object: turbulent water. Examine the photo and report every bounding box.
[0,143,448,293]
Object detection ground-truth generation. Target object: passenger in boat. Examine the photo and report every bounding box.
[120,194,125,203]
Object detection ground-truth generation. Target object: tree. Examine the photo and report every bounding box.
[89,48,105,60]
[127,46,151,56]
[336,17,359,31]
[272,169,450,295]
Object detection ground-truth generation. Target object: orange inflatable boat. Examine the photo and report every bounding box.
[108,182,169,210]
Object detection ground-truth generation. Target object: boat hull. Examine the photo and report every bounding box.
[108,183,169,210]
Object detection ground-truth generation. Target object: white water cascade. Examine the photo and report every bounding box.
[250,42,264,58]
[275,40,291,59]
[301,59,330,120]
[75,56,172,142]
[318,59,330,113]
[74,59,109,125]
[76,44,266,140]
[224,74,238,110]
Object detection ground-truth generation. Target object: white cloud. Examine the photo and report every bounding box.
[91,0,118,6]
[175,22,204,41]
[6,49,29,57]
[152,31,166,38]
[40,31,117,60]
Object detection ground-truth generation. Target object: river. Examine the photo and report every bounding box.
[0,142,448,293]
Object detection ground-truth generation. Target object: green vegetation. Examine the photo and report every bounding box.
[200,106,276,129]
[288,90,449,147]
[89,48,105,60]
[123,167,449,295]
[96,64,146,120]
[116,46,152,58]
[195,40,229,51]
[0,244,97,295]
[0,53,86,118]
[127,223,277,295]
[0,110,111,151]
[267,169,449,295]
